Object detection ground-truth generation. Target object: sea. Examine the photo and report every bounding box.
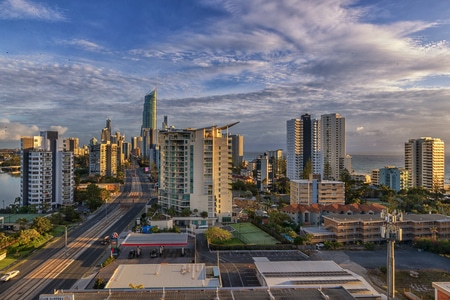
[244,152,450,182]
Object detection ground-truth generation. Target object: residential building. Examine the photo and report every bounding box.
[89,138,117,177]
[255,153,273,192]
[286,114,321,180]
[158,123,237,221]
[290,178,345,205]
[405,137,445,190]
[371,169,379,185]
[230,134,244,168]
[266,149,283,179]
[20,131,74,210]
[319,212,450,244]
[379,166,408,191]
[321,113,350,180]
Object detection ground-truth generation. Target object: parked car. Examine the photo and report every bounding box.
[1,270,20,282]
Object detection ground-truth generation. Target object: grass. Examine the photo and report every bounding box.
[367,268,450,300]
[230,223,279,245]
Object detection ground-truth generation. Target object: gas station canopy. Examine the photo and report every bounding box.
[121,232,188,247]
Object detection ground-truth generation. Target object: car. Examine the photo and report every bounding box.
[1,270,19,282]
[150,249,158,258]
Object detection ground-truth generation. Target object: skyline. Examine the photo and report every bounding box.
[1,0,450,154]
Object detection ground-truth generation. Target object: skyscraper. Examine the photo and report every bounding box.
[158,122,238,221]
[405,137,445,190]
[286,114,321,180]
[321,113,349,180]
[142,89,157,130]
[230,134,244,167]
[141,89,158,163]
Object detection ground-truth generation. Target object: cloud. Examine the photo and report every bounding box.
[0,119,39,142]
[0,0,66,21]
[58,39,106,53]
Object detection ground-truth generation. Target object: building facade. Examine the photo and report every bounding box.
[20,131,74,210]
[286,114,322,180]
[379,166,409,191]
[405,137,445,190]
[290,178,345,205]
[230,134,244,168]
[158,123,236,221]
[89,138,118,177]
[321,113,350,180]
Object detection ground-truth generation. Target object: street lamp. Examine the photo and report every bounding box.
[380,209,403,300]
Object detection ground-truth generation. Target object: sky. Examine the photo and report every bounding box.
[1,0,450,155]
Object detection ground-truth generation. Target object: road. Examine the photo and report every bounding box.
[0,164,151,300]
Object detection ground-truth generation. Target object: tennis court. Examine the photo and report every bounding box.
[229,223,278,245]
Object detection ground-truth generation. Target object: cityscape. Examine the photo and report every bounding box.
[1,1,450,300]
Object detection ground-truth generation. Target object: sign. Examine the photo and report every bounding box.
[112,232,118,239]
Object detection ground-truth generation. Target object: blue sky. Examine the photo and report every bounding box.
[1,0,450,154]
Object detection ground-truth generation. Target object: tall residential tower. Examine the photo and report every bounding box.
[405,137,445,190]
[158,122,238,222]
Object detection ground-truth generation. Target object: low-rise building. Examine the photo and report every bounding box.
[290,178,345,205]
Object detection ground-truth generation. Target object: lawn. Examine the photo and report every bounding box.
[229,223,279,245]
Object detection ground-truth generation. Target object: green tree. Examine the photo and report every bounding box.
[16,217,28,230]
[31,217,52,234]
[61,206,81,223]
[85,184,103,211]
[181,208,191,217]
[205,227,232,244]
[200,211,208,218]
[302,159,313,179]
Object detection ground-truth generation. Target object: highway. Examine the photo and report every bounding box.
[0,165,151,300]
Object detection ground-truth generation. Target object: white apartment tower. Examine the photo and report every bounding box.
[158,123,237,221]
[405,137,445,190]
[286,114,321,180]
[20,131,74,211]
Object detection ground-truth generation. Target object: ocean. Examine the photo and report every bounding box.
[244,152,450,180]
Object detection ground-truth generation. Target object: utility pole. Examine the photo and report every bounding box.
[380,209,403,299]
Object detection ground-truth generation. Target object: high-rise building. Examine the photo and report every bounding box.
[230,134,244,167]
[20,131,74,210]
[158,123,238,221]
[89,138,118,177]
[101,119,112,144]
[141,89,158,166]
[379,166,409,192]
[142,89,157,131]
[405,137,445,190]
[321,113,350,180]
[266,149,284,179]
[286,114,321,180]
[255,153,273,192]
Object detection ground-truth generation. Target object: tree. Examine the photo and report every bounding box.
[205,227,232,244]
[31,217,52,234]
[200,211,208,218]
[302,159,313,179]
[181,208,191,217]
[16,217,28,230]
